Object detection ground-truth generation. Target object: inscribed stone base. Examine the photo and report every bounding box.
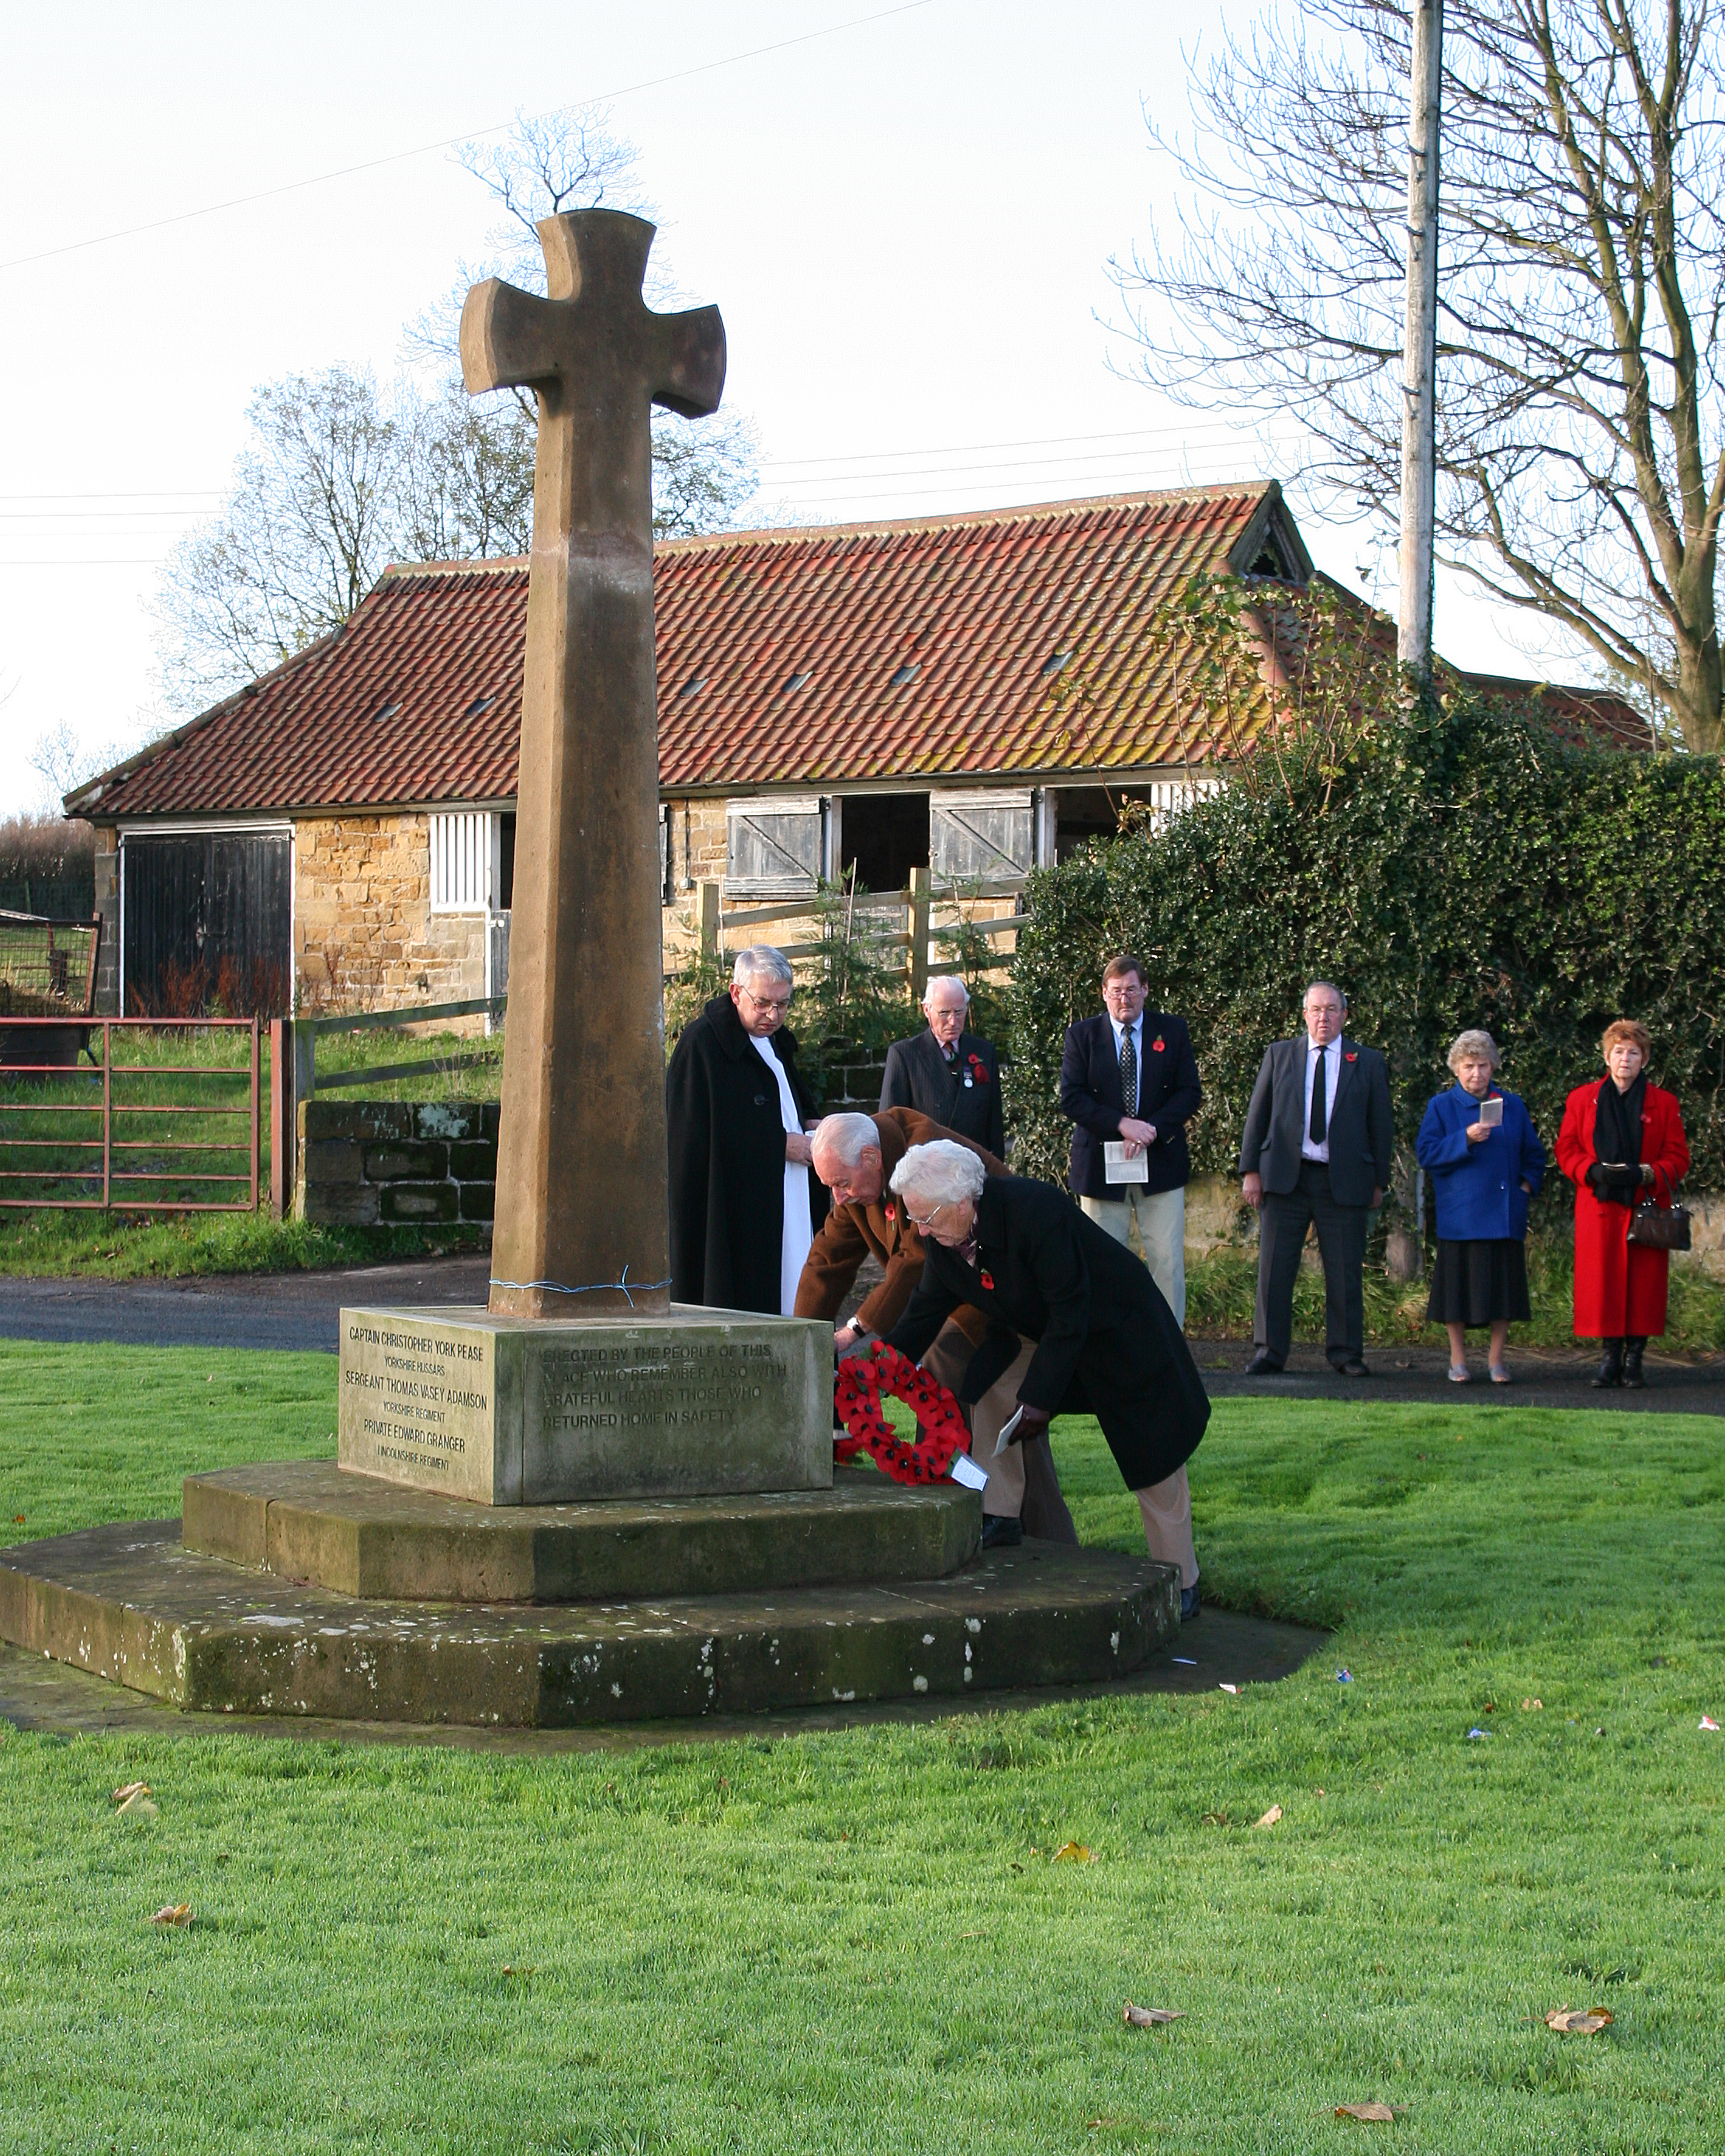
[338,1302,830,1504]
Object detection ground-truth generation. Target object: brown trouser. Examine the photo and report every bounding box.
[922,1322,1196,1579]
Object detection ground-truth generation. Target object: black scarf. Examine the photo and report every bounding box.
[1594,1071,1647,1207]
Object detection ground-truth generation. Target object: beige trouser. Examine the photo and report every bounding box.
[1138,1464,1198,1589]
[922,1324,1034,1517]
[1081,1184,1186,1328]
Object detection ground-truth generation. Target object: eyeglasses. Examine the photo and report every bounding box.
[740,986,793,1014]
[903,1201,944,1229]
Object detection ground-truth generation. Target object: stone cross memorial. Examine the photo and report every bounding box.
[463,209,724,1323]
[333,210,830,1506]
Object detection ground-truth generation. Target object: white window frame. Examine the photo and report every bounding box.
[429,811,498,913]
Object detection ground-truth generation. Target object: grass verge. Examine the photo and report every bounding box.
[0,1208,489,1280]
[0,1342,1721,2151]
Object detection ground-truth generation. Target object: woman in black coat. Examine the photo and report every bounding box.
[885,1141,1209,1620]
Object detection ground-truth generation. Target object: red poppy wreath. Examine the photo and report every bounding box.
[834,1344,972,1485]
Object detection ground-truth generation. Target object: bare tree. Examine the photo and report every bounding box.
[152,369,409,708]
[407,103,760,547]
[1117,1,1725,750]
[153,109,759,715]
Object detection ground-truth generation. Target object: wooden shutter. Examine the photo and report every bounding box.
[929,789,1034,882]
[725,796,823,899]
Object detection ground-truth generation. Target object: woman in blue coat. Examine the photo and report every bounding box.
[1415,1029,1547,1384]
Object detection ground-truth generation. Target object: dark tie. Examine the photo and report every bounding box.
[1309,1047,1328,1144]
[1119,1026,1138,1117]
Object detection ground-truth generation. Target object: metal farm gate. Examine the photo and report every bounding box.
[121,830,291,1017]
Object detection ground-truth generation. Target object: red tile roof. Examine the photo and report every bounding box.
[68,484,1644,819]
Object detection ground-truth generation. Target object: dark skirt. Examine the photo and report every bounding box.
[1427,1237,1531,1326]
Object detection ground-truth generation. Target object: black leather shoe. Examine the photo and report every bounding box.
[979,1515,1024,1550]
[1337,1359,1370,1378]
[1179,1584,1200,1624]
[1243,1352,1283,1376]
[1591,1339,1624,1388]
[1622,1337,1647,1388]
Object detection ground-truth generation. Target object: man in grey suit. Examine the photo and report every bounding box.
[1238,981,1394,1377]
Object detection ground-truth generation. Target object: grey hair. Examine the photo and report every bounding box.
[923,975,971,1007]
[1446,1028,1501,1073]
[731,945,793,990]
[1304,979,1348,1010]
[889,1139,987,1211]
[811,1113,881,1170]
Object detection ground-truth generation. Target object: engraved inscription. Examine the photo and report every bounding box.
[341,1319,495,1496]
[537,1340,777,1437]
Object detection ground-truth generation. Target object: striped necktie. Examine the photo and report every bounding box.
[1118,1024,1138,1117]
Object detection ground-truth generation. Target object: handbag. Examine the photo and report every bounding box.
[1627,1166,1692,1253]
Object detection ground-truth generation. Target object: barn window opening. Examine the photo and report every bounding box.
[838,793,928,896]
[782,671,812,692]
[678,677,707,699]
[1041,650,1071,677]
[372,700,402,723]
[889,663,920,687]
[465,695,494,717]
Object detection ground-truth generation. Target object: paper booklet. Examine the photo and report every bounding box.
[1104,1141,1150,1184]
[992,1405,1026,1457]
[1479,1096,1504,1127]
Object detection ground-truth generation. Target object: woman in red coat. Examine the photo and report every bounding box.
[1555,1020,1689,1388]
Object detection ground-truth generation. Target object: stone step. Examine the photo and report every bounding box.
[183,1460,979,1603]
[0,1520,1176,1727]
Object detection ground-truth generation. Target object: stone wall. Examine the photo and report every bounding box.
[294,813,487,1026]
[296,1098,497,1225]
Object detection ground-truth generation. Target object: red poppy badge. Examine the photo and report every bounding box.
[1152,1037,1165,1053]
[967,1052,990,1083]
[1345,1051,1357,1062]
[884,1202,895,1223]
[979,1269,996,1291]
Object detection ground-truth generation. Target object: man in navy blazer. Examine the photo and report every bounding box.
[1060,953,1202,1326]
[878,976,1004,1155]
[1237,981,1394,1376]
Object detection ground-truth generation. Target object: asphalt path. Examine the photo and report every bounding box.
[0,1258,1719,1411]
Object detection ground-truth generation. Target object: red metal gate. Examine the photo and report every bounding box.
[0,1017,261,1212]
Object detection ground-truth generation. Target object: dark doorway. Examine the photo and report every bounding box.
[841,793,928,896]
[123,831,291,1016]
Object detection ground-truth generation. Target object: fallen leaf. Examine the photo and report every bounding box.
[1053,1840,1094,1863]
[110,1781,151,1805]
[1545,2006,1612,2035]
[10,1516,23,1527]
[1335,2102,1403,2122]
[1521,1697,1543,1711]
[1219,1683,1239,1695]
[1123,2002,1183,2027]
[1200,1810,1228,1826]
[1254,1804,1283,1828]
[149,1904,192,1928]
[116,1790,159,1819]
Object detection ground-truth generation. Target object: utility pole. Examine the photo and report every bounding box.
[1398,0,1443,682]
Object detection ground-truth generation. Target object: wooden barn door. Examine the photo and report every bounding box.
[122,831,291,1016]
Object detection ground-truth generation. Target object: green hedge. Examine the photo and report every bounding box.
[1005,698,1725,1219]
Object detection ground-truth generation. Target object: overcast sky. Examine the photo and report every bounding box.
[1,0,1581,818]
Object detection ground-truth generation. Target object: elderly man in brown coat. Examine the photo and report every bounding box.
[796,1108,1076,1548]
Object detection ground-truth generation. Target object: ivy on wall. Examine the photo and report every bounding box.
[1005,698,1725,1218]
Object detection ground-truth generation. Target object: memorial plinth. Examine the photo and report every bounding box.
[338,1305,830,1503]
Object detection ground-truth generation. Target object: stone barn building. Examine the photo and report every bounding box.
[66,483,1641,1017]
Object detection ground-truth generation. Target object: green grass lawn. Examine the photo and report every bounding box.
[1,1343,1722,2153]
